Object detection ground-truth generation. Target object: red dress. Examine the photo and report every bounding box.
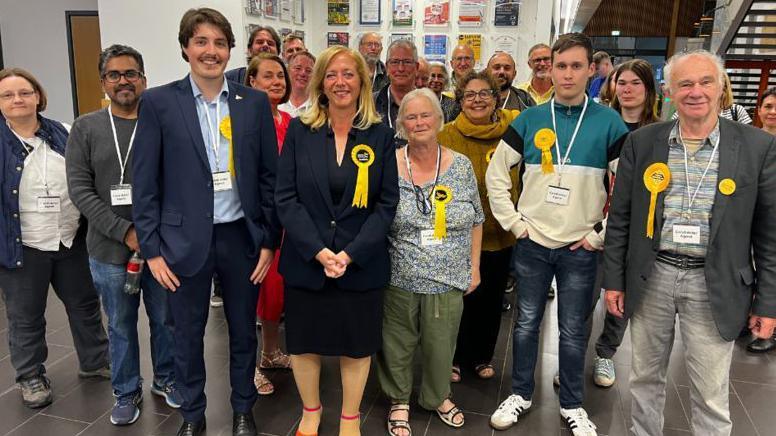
[257,110,292,321]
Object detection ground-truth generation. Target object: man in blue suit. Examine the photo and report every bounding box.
[132,8,279,436]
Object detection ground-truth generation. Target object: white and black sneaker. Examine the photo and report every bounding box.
[490,394,532,430]
[560,407,597,436]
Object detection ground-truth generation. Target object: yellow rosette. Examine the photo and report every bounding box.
[718,178,736,196]
[643,163,671,238]
[433,185,452,240]
[534,128,556,174]
[485,147,496,164]
[351,144,375,208]
[218,116,235,176]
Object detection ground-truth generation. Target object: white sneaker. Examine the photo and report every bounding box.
[490,394,532,430]
[560,407,597,436]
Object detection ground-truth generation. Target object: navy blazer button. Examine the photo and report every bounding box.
[16,261,21,266]
[330,220,336,228]
[16,166,21,171]
[15,238,20,243]
[12,213,18,218]
[12,189,17,194]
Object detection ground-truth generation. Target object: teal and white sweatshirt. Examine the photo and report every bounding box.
[485,99,629,249]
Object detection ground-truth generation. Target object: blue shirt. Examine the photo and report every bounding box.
[190,75,244,224]
[589,76,605,99]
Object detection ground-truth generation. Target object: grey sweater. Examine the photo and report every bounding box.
[66,107,136,265]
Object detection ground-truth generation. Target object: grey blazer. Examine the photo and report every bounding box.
[602,118,776,341]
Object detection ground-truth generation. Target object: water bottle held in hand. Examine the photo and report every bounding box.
[124,252,144,295]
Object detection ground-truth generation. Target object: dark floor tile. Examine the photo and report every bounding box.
[425,408,489,435]
[505,405,562,435]
[77,411,168,436]
[451,358,505,414]
[0,329,9,360]
[729,358,776,386]
[0,388,38,435]
[6,414,88,436]
[733,380,776,435]
[42,377,114,422]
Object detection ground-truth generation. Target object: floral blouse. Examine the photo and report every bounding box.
[388,151,485,294]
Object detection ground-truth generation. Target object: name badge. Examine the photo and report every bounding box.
[420,229,443,247]
[110,184,133,206]
[37,196,61,213]
[212,171,233,192]
[672,224,701,244]
[546,185,570,205]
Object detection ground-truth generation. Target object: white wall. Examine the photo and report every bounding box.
[97,1,555,87]
[98,0,247,88]
[0,0,98,123]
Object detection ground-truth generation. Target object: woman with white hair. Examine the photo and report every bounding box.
[375,88,484,435]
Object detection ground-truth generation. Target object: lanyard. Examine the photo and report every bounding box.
[201,98,222,171]
[405,143,442,207]
[550,95,589,175]
[108,105,137,185]
[386,86,394,128]
[10,128,50,195]
[677,123,719,213]
[501,89,510,109]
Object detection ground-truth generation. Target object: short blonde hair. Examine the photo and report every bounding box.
[395,88,444,140]
[300,46,382,130]
[720,72,734,110]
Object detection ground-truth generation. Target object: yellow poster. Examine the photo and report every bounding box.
[458,34,482,65]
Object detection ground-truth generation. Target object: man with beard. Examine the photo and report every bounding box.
[518,43,554,105]
[66,44,182,426]
[132,8,279,435]
[225,25,281,84]
[374,39,418,147]
[359,32,389,92]
[279,50,314,117]
[487,52,535,112]
[415,57,431,89]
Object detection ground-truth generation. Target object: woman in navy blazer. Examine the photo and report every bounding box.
[275,46,398,436]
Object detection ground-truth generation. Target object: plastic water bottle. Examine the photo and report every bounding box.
[124,252,144,295]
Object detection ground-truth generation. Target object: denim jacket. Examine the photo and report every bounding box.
[0,114,69,268]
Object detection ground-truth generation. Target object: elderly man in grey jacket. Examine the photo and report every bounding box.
[602,49,776,436]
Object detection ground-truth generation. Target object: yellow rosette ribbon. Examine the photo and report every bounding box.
[351,144,375,208]
[534,128,556,174]
[218,116,235,176]
[643,163,671,238]
[485,147,496,164]
[433,185,452,240]
[718,178,736,196]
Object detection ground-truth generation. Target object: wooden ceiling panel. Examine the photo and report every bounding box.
[584,0,705,37]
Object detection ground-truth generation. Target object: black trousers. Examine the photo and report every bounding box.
[584,251,628,358]
[167,219,259,422]
[0,232,109,381]
[454,247,512,369]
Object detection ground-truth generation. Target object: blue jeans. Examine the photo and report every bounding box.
[89,258,175,397]
[511,238,598,409]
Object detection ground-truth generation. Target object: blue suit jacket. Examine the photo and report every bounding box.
[275,118,398,291]
[132,75,280,276]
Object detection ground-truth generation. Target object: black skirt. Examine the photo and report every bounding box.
[285,279,383,358]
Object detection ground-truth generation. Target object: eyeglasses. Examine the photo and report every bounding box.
[530,57,552,65]
[453,56,473,63]
[387,59,416,67]
[0,90,36,101]
[462,90,495,101]
[102,70,144,83]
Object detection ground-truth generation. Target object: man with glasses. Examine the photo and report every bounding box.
[518,43,554,105]
[66,44,182,426]
[374,39,418,147]
[359,32,389,93]
[448,44,475,90]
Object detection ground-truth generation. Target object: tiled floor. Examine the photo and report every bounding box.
[0,289,774,436]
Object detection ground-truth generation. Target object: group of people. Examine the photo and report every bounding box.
[1,6,775,436]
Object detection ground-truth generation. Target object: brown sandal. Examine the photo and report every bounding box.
[450,365,461,383]
[254,368,275,395]
[475,363,496,379]
[260,349,292,369]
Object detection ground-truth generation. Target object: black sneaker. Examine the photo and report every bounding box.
[19,375,52,408]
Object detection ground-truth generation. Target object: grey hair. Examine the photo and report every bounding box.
[663,49,725,90]
[395,88,445,140]
[387,39,418,62]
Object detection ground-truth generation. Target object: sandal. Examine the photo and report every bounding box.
[436,403,464,428]
[387,403,412,436]
[475,363,496,379]
[295,404,322,436]
[450,365,461,383]
[260,349,292,369]
[254,368,275,395]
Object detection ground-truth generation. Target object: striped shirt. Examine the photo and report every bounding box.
[658,121,720,257]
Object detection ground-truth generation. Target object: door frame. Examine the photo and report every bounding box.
[65,10,99,118]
